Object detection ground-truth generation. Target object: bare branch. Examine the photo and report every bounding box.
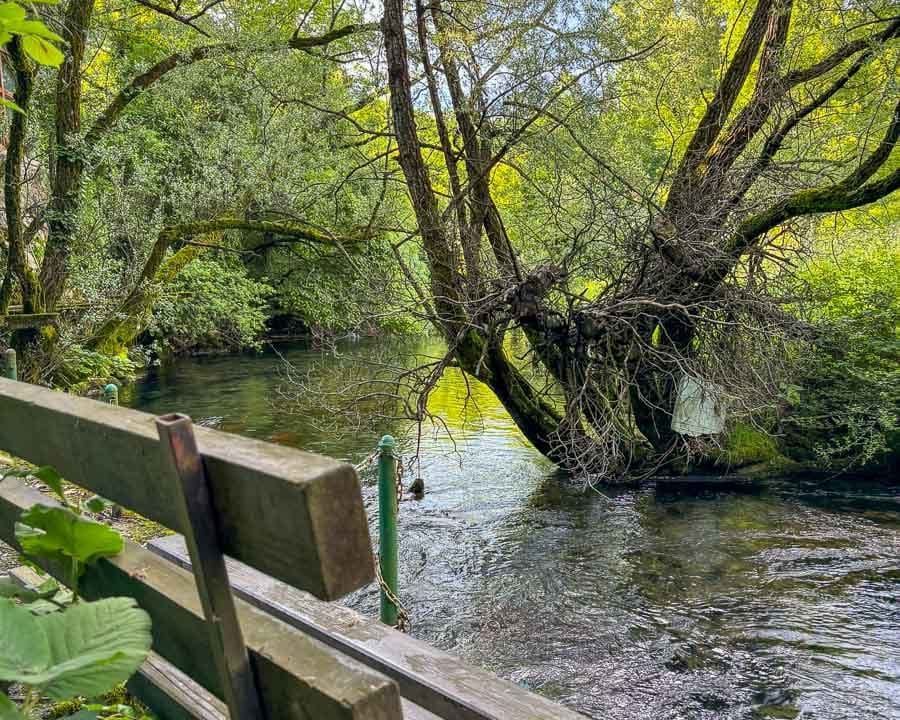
[726,99,900,257]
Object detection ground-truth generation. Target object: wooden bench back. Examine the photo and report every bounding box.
[0,378,592,720]
[0,378,404,719]
[0,378,372,599]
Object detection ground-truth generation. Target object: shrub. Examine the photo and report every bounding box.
[779,243,899,472]
[148,258,273,353]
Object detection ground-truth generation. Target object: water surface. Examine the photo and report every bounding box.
[123,340,900,720]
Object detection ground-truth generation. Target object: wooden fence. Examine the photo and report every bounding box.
[0,378,587,720]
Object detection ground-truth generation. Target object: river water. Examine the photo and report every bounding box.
[122,339,900,720]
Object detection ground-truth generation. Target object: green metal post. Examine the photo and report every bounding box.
[102,383,122,518]
[2,349,16,380]
[378,435,399,627]
[103,383,119,405]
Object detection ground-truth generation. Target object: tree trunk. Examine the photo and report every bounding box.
[39,0,96,311]
[2,39,42,315]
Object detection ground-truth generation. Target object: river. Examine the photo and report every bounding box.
[122,339,900,720]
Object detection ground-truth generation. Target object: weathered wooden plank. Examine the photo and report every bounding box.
[156,413,264,720]
[129,653,227,720]
[131,653,442,720]
[151,534,590,720]
[0,479,402,720]
[0,378,372,599]
[0,313,59,330]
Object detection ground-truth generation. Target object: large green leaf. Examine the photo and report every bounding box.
[16,19,64,42]
[21,35,64,66]
[0,598,48,680]
[0,2,27,23]
[0,597,152,700]
[15,505,124,568]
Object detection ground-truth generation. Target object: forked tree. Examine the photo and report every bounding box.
[380,0,899,477]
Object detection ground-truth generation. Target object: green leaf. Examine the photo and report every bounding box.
[26,599,63,616]
[83,495,109,514]
[59,713,98,720]
[0,597,152,700]
[0,598,47,681]
[0,3,27,23]
[21,35,64,67]
[0,691,26,720]
[0,575,59,601]
[15,505,124,569]
[0,576,39,601]
[16,19,64,42]
[2,466,66,503]
[0,577,22,598]
[34,466,66,503]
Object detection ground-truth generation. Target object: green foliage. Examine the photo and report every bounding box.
[0,1,65,112]
[148,258,273,352]
[0,691,26,719]
[15,505,124,588]
[719,423,782,468]
[0,597,151,701]
[54,701,151,720]
[5,466,66,503]
[0,1,64,68]
[48,689,142,719]
[0,574,59,604]
[51,347,140,394]
[780,238,900,470]
[0,477,150,718]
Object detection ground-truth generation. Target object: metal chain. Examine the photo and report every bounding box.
[374,553,411,632]
[393,453,404,507]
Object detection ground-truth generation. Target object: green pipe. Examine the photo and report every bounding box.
[2,349,16,380]
[378,434,399,626]
[103,383,119,405]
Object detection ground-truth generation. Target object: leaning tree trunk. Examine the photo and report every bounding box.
[383,0,590,466]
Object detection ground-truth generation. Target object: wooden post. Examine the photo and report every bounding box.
[2,349,16,380]
[156,413,265,720]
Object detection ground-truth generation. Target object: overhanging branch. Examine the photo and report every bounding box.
[726,98,900,256]
[85,23,379,152]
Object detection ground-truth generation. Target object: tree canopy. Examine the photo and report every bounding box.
[1,0,897,476]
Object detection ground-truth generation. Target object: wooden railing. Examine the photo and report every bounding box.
[0,378,587,720]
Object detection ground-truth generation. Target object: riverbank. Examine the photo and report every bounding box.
[116,338,898,482]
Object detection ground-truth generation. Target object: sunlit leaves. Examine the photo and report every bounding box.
[0,1,65,67]
[21,35,64,66]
